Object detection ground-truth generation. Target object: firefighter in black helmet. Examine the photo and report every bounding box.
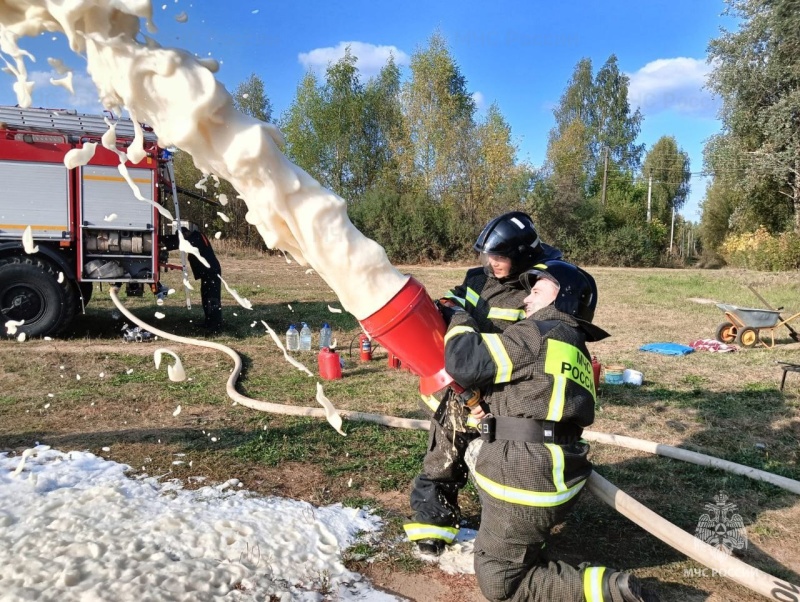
[474,211,562,281]
[404,211,562,556]
[445,260,658,602]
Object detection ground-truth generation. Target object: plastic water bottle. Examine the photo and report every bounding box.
[286,325,300,351]
[299,322,312,351]
[319,322,332,349]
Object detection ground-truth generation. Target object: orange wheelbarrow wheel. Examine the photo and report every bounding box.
[715,321,738,344]
[736,327,760,348]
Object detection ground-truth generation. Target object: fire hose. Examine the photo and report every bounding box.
[109,287,427,430]
[109,288,800,600]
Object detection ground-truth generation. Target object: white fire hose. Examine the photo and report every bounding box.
[109,288,800,600]
[109,288,428,430]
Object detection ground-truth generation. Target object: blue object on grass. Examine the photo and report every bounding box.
[639,342,695,356]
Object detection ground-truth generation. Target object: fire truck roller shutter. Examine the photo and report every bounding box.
[0,255,78,337]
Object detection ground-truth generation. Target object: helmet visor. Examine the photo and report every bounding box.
[480,252,514,279]
[520,267,559,292]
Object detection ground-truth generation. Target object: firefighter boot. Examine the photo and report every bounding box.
[607,571,660,602]
[416,538,445,557]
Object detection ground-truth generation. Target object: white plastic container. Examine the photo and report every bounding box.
[286,325,300,351]
[319,322,332,349]
[623,369,643,386]
[299,322,312,351]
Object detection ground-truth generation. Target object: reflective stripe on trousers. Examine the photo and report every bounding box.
[582,566,607,601]
[403,522,459,543]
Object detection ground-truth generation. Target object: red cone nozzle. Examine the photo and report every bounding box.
[359,277,454,395]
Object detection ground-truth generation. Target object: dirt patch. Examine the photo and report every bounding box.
[687,297,720,305]
[358,565,485,602]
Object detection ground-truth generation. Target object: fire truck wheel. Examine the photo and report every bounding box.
[0,256,78,338]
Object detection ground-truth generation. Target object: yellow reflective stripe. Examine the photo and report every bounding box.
[473,470,586,507]
[481,333,512,384]
[582,566,607,602]
[487,307,526,321]
[544,339,595,394]
[546,374,567,421]
[545,443,568,493]
[465,287,480,307]
[444,325,475,344]
[442,291,466,307]
[466,415,479,429]
[403,523,459,543]
[420,394,439,412]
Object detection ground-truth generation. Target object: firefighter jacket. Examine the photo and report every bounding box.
[442,267,529,333]
[423,267,530,418]
[444,305,595,509]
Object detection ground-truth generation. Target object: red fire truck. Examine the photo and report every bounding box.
[0,106,183,338]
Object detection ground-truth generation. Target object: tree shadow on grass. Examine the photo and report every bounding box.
[61,300,359,343]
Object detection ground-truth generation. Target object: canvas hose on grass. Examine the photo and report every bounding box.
[111,288,800,601]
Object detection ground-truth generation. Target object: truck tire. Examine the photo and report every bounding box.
[0,256,78,338]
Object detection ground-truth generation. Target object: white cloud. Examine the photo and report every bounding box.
[627,57,719,118]
[298,41,410,79]
[27,69,102,113]
[472,91,485,110]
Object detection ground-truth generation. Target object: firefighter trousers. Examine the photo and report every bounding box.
[200,274,222,329]
[408,420,476,535]
[474,496,623,602]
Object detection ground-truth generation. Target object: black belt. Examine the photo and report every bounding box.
[478,416,583,445]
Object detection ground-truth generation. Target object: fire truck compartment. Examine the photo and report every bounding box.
[80,165,154,228]
[0,160,70,239]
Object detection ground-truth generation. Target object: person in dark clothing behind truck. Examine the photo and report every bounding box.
[162,224,223,331]
[444,259,659,602]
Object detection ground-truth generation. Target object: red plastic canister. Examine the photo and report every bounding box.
[318,347,342,380]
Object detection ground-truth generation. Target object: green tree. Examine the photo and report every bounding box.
[400,32,476,201]
[548,55,643,196]
[642,136,691,228]
[592,55,644,175]
[281,48,404,204]
[362,55,405,190]
[233,73,273,122]
[706,0,800,233]
[281,72,327,184]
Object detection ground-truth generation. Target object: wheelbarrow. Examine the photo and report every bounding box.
[715,303,800,348]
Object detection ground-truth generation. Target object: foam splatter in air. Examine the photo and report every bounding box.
[22,226,38,254]
[261,320,313,376]
[9,0,412,312]
[218,275,252,310]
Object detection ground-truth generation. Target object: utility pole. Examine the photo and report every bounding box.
[647,176,652,223]
[601,147,609,206]
[669,206,675,254]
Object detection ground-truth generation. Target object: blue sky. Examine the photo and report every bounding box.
[0,0,735,222]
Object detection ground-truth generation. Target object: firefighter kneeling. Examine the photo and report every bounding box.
[443,260,660,602]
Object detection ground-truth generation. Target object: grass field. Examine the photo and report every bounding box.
[2,251,799,601]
